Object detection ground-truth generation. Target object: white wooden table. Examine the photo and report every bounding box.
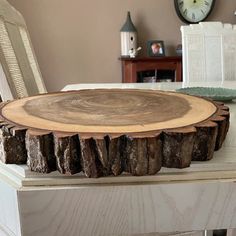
[1,82,236,236]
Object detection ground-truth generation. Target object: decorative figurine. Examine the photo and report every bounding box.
[129,47,142,58]
[176,44,182,56]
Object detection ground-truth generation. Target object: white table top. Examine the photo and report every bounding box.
[62,81,236,91]
[2,82,236,188]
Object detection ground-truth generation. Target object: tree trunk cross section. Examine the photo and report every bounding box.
[0,89,230,178]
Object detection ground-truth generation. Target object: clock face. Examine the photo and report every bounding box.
[174,0,216,24]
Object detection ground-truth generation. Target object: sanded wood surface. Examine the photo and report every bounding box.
[0,89,230,177]
[1,89,218,133]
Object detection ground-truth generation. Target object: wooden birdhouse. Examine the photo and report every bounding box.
[120,11,137,57]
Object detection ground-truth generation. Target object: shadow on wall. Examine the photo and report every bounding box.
[135,14,152,56]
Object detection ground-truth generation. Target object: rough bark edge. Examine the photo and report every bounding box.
[0,100,230,177]
[162,126,196,168]
[25,130,56,173]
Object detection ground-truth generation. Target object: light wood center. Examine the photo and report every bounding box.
[1,89,217,133]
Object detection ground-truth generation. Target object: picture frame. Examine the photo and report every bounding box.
[147,40,165,57]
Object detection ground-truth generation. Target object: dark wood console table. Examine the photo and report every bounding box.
[120,56,182,83]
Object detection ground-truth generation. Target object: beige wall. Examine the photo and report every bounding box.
[7,0,236,91]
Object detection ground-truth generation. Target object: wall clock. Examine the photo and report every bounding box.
[174,0,216,24]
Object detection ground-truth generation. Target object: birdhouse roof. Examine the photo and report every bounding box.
[120,11,137,32]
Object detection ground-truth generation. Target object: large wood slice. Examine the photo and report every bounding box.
[0,89,230,178]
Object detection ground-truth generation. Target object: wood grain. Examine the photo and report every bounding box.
[17,181,236,236]
[0,89,230,177]
[0,89,218,133]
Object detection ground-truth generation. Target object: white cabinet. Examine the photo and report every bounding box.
[181,22,236,84]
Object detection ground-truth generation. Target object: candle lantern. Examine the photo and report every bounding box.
[120,11,138,57]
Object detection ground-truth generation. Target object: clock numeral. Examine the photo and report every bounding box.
[192,13,195,20]
[183,9,187,15]
[201,9,205,15]
[179,1,184,8]
[205,1,209,6]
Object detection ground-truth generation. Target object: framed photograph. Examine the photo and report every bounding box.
[147,40,165,57]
